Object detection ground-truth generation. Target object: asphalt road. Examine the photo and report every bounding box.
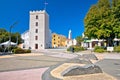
[96,59,120,80]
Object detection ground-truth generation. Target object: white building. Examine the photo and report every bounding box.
[21,10,51,50]
[81,33,105,50]
[68,29,72,39]
[66,29,77,47]
[21,30,29,49]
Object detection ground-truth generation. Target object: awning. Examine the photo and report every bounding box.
[84,40,91,43]
[0,41,17,46]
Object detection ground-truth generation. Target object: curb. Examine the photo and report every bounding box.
[42,63,63,80]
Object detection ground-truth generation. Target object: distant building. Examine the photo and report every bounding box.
[21,30,29,49]
[81,33,104,50]
[81,33,120,50]
[66,30,77,47]
[52,33,66,48]
[21,10,52,50]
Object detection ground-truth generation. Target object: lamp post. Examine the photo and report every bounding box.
[9,26,13,53]
[9,22,18,53]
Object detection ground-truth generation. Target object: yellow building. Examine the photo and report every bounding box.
[52,33,66,48]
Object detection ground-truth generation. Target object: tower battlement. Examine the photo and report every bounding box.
[30,10,46,14]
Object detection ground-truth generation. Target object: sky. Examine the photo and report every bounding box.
[0,0,98,39]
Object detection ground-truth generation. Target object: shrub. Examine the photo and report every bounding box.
[67,46,85,52]
[74,46,85,52]
[0,47,4,52]
[12,48,31,54]
[114,46,120,53]
[0,46,17,52]
[25,49,31,53]
[94,46,105,53]
[67,46,73,51]
[94,49,105,53]
[94,46,103,50]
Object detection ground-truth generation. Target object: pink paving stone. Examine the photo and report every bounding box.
[0,67,48,80]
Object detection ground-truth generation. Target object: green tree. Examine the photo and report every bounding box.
[112,0,120,7]
[84,0,120,46]
[84,5,100,39]
[112,0,120,38]
[0,28,9,43]
[76,36,83,46]
[0,28,7,34]
[11,32,22,44]
[0,28,22,44]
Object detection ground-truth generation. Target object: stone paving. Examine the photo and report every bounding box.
[0,54,68,72]
[42,55,117,80]
[42,50,120,80]
[0,67,48,80]
[0,51,76,80]
[0,50,120,80]
[48,53,77,59]
[63,73,117,80]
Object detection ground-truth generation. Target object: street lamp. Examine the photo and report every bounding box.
[8,22,18,53]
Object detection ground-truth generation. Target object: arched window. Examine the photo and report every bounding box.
[35,29,38,33]
[36,15,38,19]
[35,44,38,49]
[35,36,38,40]
[36,22,38,26]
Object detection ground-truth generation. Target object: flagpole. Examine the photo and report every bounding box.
[44,0,48,11]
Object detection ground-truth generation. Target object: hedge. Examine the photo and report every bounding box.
[114,46,120,53]
[67,46,85,52]
[12,48,31,54]
[94,46,105,53]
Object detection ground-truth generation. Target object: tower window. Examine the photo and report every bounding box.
[35,36,38,40]
[36,15,38,19]
[36,22,38,26]
[35,29,38,33]
[35,44,38,49]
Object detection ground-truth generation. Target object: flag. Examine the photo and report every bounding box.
[45,2,48,5]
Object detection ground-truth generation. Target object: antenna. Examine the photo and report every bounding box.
[44,0,48,11]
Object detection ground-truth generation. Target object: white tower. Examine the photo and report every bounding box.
[29,10,51,50]
[68,29,72,39]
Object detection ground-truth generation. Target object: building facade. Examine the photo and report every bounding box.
[21,30,29,49]
[52,33,66,48]
[21,10,51,50]
[29,10,51,50]
[81,33,120,50]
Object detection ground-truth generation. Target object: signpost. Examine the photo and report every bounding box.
[107,47,114,52]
